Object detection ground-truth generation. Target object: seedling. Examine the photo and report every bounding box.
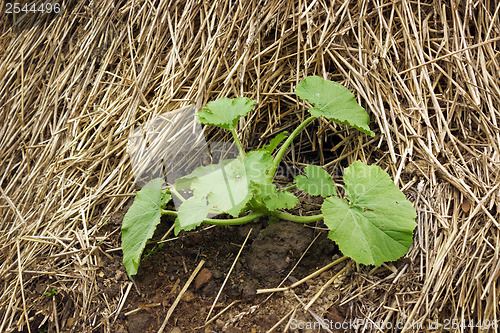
[43,288,58,297]
[143,243,164,260]
[121,76,417,277]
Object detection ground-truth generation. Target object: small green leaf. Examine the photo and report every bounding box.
[122,178,171,276]
[251,181,298,211]
[258,132,288,153]
[264,189,298,211]
[322,161,416,266]
[294,165,336,197]
[197,97,255,130]
[43,288,58,297]
[243,150,274,185]
[296,76,375,136]
[249,181,276,207]
[176,196,209,235]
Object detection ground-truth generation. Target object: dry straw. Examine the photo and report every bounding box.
[0,0,499,331]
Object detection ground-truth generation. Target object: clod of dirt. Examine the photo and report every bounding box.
[126,312,154,333]
[244,221,313,285]
[195,268,213,289]
[237,219,265,240]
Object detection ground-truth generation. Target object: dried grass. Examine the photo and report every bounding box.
[0,0,499,331]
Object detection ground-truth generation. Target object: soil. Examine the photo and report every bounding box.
[95,198,350,332]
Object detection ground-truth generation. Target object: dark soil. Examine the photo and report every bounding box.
[95,198,349,333]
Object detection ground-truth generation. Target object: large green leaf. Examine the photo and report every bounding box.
[197,97,255,130]
[176,158,251,217]
[175,152,275,219]
[295,76,375,136]
[294,165,336,197]
[322,161,416,266]
[121,178,171,276]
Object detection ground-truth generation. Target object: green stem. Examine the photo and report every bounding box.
[168,186,186,203]
[271,210,323,223]
[271,116,316,176]
[162,210,264,225]
[282,184,297,191]
[230,128,246,157]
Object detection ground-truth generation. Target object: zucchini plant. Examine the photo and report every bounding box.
[121,76,417,277]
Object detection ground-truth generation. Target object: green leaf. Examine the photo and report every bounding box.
[322,161,416,266]
[251,180,298,211]
[249,181,276,207]
[243,150,274,185]
[258,132,288,153]
[295,76,375,136]
[176,158,251,217]
[174,164,206,191]
[174,218,182,236]
[264,189,298,211]
[197,97,255,130]
[121,178,171,276]
[294,165,336,197]
[243,150,296,212]
[176,196,209,235]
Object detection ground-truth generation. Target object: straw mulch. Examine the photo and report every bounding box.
[1,0,499,331]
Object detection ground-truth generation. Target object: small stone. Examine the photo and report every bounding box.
[195,268,213,289]
[170,328,182,333]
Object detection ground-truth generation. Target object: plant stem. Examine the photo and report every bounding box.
[271,210,323,223]
[271,116,316,176]
[282,184,297,191]
[168,189,221,215]
[161,210,264,225]
[162,208,322,225]
[168,186,186,203]
[230,128,246,157]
